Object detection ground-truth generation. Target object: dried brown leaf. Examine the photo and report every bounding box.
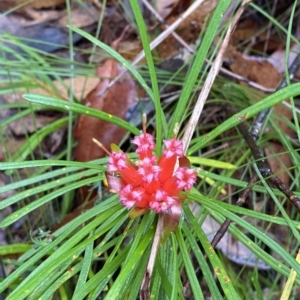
[73,59,138,162]
[225,45,282,89]
[156,0,182,19]
[159,0,217,58]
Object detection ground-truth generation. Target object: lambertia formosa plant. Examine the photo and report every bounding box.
[96,124,196,216]
[1,0,300,299]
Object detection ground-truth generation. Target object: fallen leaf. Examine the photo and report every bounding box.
[202,214,271,270]
[156,0,182,19]
[22,8,63,26]
[225,44,282,89]
[189,194,273,268]
[40,126,67,158]
[73,59,138,162]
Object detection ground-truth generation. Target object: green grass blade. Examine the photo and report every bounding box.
[0,198,119,294]
[129,0,167,154]
[73,238,94,295]
[175,229,204,300]
[0,159,106,170]
[6,206,123,299]
[0,168,101,210]
[0,244,32,255]
[188,156,237,169]
[184,205,241,299]
[0,174,103,226]
[23,93,140,135]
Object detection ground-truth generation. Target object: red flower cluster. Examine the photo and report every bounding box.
[105,132,196,214]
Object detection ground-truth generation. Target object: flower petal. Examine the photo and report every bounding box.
[163,139,184,158]
[158,154,177,183]
[162,176,181,196]
[175,167,197,190]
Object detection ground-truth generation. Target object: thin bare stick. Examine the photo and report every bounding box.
[140,215,164,300]
[182,0,252,154]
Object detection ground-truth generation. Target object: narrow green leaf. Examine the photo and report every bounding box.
[129,0,166,154]
[73,239,94,294]
[127,246,151,300]
[41,237,121,300]
[74,228,154,299]
[175,229,204,300]
[188,156,237,169]
[6,206,123,299]
[0,169,102,211]
[0,159,106,170]
[0,174,102,227]
[74,247,130,300]
[170,235,182,300]
[0,244,32,255]
[204,198,300,229]
[23,93,140,136]
[0,198,118,294]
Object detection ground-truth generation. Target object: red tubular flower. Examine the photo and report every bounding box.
[158,154,177,183]
[105,132,196,215]
[108,152,143,185]
[162,176,181,197]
